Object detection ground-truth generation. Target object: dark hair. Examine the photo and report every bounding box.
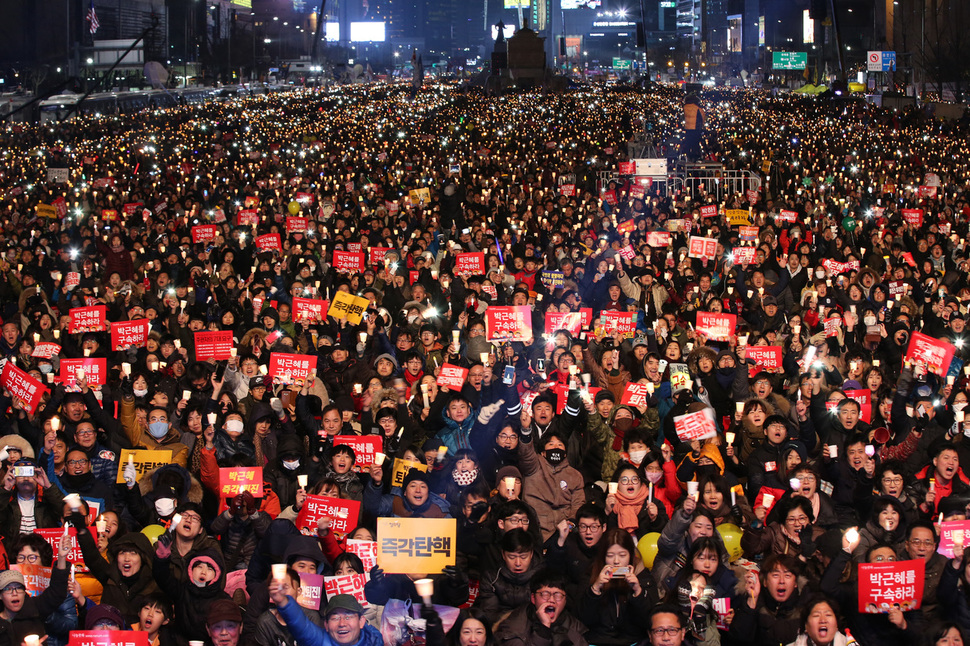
[136,592,174,620]
[445,608,497,646]
[588,528,639,589]
[798,594,841,633]
[865,542,898,562]
[906,521,937,543]
[929,623,965,646]
[539,430,567,452]
[647,604,685,628]
[529,568,568,595]
[575,502,608,525]
[697,474,732,510]
[331,444,356,463]
[761,553,801,581]
[332,552,365,575]
[621,428,652,452]
[500,528,534,554]
[10,534,54,567]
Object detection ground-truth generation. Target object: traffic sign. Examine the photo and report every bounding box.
[772,52,807,70]
[867,51,896,72]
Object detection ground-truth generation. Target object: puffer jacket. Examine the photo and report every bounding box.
[152,544,231,646]
[278,596,384,646]
[75,529,161,625]
[494,604,588,646]
[476,559,542,625]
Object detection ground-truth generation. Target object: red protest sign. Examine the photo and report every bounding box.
[237,209,259,226]
[345,540,378,571]
[688,236,718,261]
[122,202,143,217]
[919,185,938,199]
[1,361,47,414]
[646,231,672,247]
[244,196,260,208]
[776,210,798,222]
[255,233,282,252]
[36,527,93,572]
[629,184,645,200]
[674,408,718,441]
[286,216,309,234]
[739,225,759,242]
[823,317,842,338]
[901,209,924,228]
[195,331,234,361]
[191,225,217,244]
[333,436,383,470]
[559,184,576,197]
[620,382,652,408]
[111,319,149,351]
[733,247,756,265]
[437,364,469,390]
[746,346,783,376]
[324,574,369,607]
[699,204,718,218]
[292,297,330,323]
[455,252,485,277]
[69,631,149,646]
[554,384,600,414]
[12,563,51,597]
[486,306,533,342]
[219,467,263,497]
[695,312,736,342]
[32,342,61,359]
[101,209,118,221]
[600,311,637,336]
[65,272,80,290]
[69,306,107,333]
[617,220,636,235]
[268,353,318,385]
[905,331,956,377]
[844,389,872,424]
[618,161,635,175]
[296,495,361,536]
[544,309,593,335]
[858,559,924,613]
[333,250,365,273]
[746,189,759,204]
[60,358,107,387]
[938,520,970,559]
[369,247,393,265]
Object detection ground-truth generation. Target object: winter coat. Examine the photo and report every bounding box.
[153,545,231,646]
[278,595,384,646]
[0,482,65,538]
[575,573,657,646]
[517,431,586,542]
[75,529,161,625]
[476,560,542,625]
[494,605,588,646]
[0,565,69,646]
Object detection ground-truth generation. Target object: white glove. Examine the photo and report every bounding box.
[270,397,285,419]
[123,461,137,488]
[477,399,505,425]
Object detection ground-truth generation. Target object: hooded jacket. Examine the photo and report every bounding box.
[152,544,231,646]
[477,558,543,625]
[493,604,588,646]
[75,529,161,625]
[588,404,659,482]
[0,565,69,646]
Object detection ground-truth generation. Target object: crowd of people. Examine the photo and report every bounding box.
[0,80,968,646]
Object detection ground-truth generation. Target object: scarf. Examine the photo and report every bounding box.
[392,494,445,518]
[614,485,649,533]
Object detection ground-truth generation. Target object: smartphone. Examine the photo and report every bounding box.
[503,365,515,385]
[214,361,227,381]
[12,466,34,478]
[536,359,545,373]
[611,566,632,578]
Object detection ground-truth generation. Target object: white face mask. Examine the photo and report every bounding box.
[226,420,244,435]
[954,402,968,412]
[628,449,647,465]
[864,316,877,327]
[815,269,826,279]
[134,388,148,397]
[155,498,176,517]
[282,459,300,470]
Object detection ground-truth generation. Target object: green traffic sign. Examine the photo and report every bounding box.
[772,51,807,70]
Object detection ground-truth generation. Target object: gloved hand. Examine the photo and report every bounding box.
[67,512,87,531]
[123,460,138,488]
[155,533,172,559]
[799,526,817,558]
[468,501,489,524]
[231,491,257,517]
[369,565,384,583]
[270,397,285,420]
[477,399,504,425]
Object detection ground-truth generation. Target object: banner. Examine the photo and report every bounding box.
[324,573,369,607]
[32,342,61,359]
[37,527,92,572]
[115,449,173,484]
[1,361,47,414]
[194,331,234,361]
[219,467,263,497]
[191,225,217,244]
[858,559,924,612]
[333,435,383,470]
[674,408,718,441]
[669,363,691,391]
[111,319,149,351]
[60,358,107,387]
[822,259,861,276]
[377,517,457,573]
[554,383,600,414]
[295,494,361,535]
[905,331,956,376]
[292,297,330,323]
[699,204,718,219]
[286,216,309,235]
[69,306,107,333]
[646,231,672,247]
[255,233,282,252]
[391,459,428,489]
[901,209,924,228]
[938,520,970,559]
[695,312,736,342]
[619,382,652,408]
[746,346,783,375]
[739,226,759,243]
[776,210,798,222]
[544,309,592,335]
[455,252,485,277]
[11,562,51,597]
[437,364,468,390]
[844,388,872,424]
[297,572,325,610]
[733,247,756,265]
[328,291,369,325]
[688,236,718,261]
[540,270,565,289]
[268,353,318,385]
[370,247,393,265]
[237,209,259,227]
[485,306,533,342]
[333,251,365,273]
[69,631,149,646]
[600,311,637,336]
[726,209,751,226]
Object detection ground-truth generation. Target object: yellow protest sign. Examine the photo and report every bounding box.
[36,204,57,219]
[327,291,369,325]
[378,517,456,574]
[391,458,428,488]
[115,449,175,484]
[408,188,431,205]
[726,209,751,226]
[761,160,772,174]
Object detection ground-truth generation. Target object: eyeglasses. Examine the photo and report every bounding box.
[534,590,566,602]
[651,627,683,637]
[497,433,517,441]
[16,554,39,563]
[908,539,935,547]
[67,459,89,466]
[578,523,602,532]
[503,516,529,527]
[75,429,96,437]
[882,477,903,485]
[618,476,640,485]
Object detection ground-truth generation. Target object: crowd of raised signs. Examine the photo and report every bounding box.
[0,81,969,646]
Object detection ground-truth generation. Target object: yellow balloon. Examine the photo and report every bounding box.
[717,523,743,562]
[637,532,661,569]
[288,200,301,215]
[141,524,166,545]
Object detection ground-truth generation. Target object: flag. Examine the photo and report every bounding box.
[86,2,99,35]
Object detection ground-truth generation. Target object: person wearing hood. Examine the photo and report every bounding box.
[516,423,586,542]
[73,522,161,625]
[159,500,223,585]
[264,434,311,511]
[476,528,544,625]
[364,466,450,519]
[152,535,232,646]
[852,495,909,560]
[587,396,659,483]
[729,553,807,646]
